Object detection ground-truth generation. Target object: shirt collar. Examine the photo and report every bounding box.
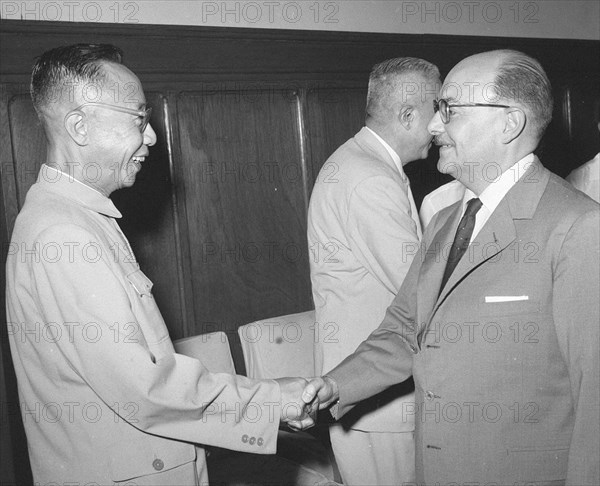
[37,164,122,218]
[365,126,406,180]
[463,153,534,214]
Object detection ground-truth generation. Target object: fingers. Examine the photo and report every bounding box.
[287,414,316,432]
[302,378,322,404]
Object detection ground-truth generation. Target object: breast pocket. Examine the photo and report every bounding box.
[127,268,154,298]
[126,269,174,357]
[479,299,541,318]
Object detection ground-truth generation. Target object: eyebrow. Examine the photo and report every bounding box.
[127,102,147,111]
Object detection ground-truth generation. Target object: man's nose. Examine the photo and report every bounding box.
[428,111,444,135]
[144,123,157,146]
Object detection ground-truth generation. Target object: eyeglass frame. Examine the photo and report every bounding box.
[433,98,511,124]
[66,101,153,133]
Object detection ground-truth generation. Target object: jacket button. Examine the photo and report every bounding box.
[242,434,249,443]
[257,437,264,446]
[249,436,256,445]
[425,390,435,400]
[152,459,164,471]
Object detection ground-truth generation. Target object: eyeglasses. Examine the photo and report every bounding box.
[433,98,511,124]
[69,102,152,132]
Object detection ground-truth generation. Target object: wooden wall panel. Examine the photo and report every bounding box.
[176,89,312,367]
[7,94,47,208]
[0,151,33,485]
[305,87,366,185]
[0,88,33,486]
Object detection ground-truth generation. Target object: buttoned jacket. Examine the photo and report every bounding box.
[329,159,600,484]
[6,167,281,484]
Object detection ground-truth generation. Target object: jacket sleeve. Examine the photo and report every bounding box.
[327,235,423,418]
[552,209,600,485]
[31,223,281,453]
[346,174,421,293]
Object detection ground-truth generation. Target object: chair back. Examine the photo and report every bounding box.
[173,331,236,374]
[238,310,315,379]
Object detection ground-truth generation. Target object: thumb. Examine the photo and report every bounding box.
[302,380,318,404]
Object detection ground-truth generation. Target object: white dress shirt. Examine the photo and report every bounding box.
[463,153,535,242]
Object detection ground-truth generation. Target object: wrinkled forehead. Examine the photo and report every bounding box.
[85,61,146,107]
[440,58,500,104]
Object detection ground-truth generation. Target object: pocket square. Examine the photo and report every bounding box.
[485,295,529,303]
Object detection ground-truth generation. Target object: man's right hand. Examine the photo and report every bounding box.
[302,375,339,410]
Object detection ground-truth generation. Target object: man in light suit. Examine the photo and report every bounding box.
[5,44,312,485]
[303,50,600,485]
[567,98,599,203]
[307,57,440,485]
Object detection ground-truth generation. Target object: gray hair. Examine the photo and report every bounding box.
[493,49,553,140]
[31,43,124,115]
[366,57,440,120]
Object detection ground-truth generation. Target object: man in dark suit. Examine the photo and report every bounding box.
[302,49,600,485]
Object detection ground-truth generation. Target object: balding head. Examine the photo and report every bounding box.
[444,50,552,142]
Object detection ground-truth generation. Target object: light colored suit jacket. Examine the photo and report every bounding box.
[567,152,599,203]
[308,126,421,432]
[329,159,600,484]
[6,168,281,484]
[419,179,464,229]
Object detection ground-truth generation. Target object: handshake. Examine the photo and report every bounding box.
[275,376,340,431]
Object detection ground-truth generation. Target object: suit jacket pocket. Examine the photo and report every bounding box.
[479,299,541,318]
[109,433,196,482]
[507,445,568,481]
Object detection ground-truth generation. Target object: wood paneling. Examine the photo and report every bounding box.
[176,89,312,368]
[305,87,366,185]
[7,94,47,207]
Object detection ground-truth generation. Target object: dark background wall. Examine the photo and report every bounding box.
[1,20,598,483]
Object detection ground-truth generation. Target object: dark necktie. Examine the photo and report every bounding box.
[440,198,483,293]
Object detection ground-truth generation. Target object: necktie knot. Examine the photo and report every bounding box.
[465,198,483,218]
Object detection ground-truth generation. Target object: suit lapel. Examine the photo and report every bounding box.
[417,201,462,325]
[355,127,423,238]
[421,158,550,325]
[354,127,398,172]
[436,201,517,306]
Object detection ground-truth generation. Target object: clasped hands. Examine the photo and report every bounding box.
[275,375,340,431]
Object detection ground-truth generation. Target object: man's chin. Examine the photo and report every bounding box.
[437,157,452,174]
[437,157,461,179]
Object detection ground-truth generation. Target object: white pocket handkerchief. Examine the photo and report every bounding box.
[485,295,529,303]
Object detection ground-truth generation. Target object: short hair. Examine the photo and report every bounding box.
[30,44,124,115]
[366,57,440,119]
[492,50,553,140]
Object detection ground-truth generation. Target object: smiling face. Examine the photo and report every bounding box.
[83,62,157,196]
[427,53,508,190]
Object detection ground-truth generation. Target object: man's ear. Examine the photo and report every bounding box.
[64,111,89,146]
[399,105,414,130]
[501,108,526,144]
